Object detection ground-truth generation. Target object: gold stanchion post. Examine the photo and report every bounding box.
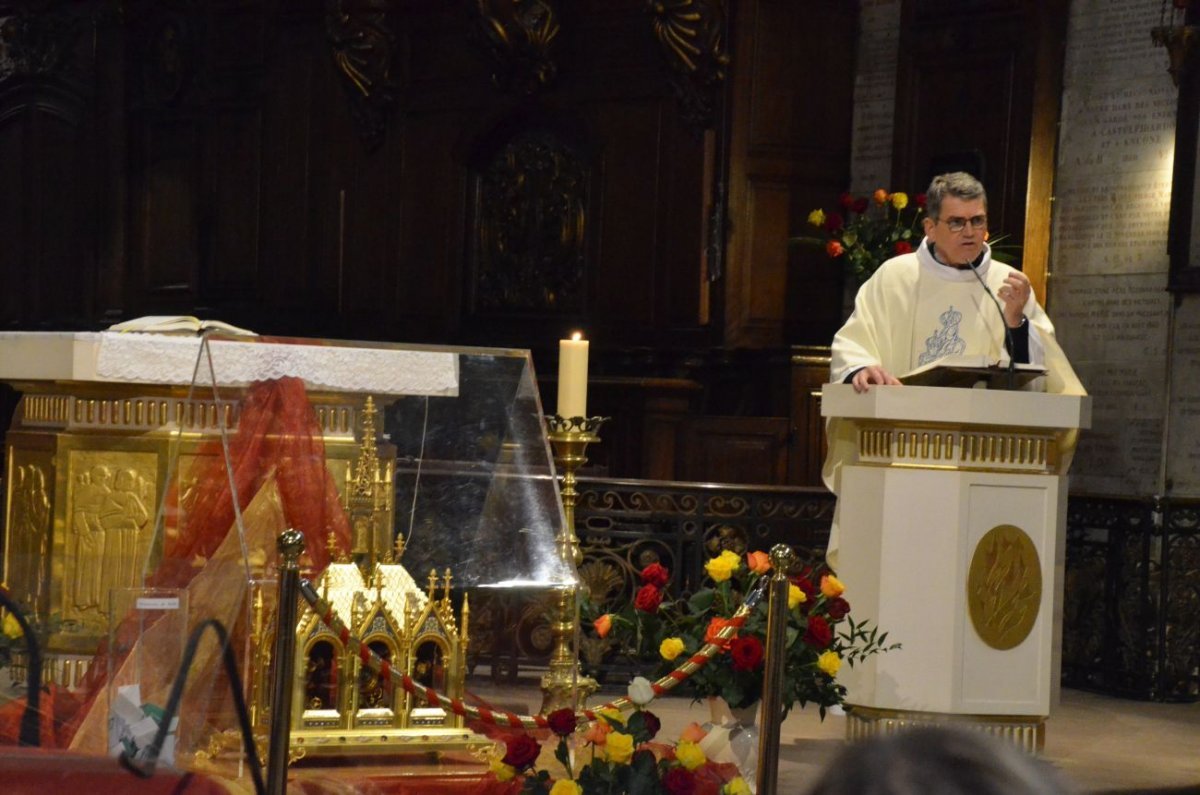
[756,543,797,795]
[540,415,606,714]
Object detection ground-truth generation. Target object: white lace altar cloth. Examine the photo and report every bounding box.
[0,332,459,397]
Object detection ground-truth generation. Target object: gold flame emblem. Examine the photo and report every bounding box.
[967,524,1042,650]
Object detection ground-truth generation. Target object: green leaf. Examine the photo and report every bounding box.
[688,589,716,615]
[553,737,572,777]
[627,750,660,795]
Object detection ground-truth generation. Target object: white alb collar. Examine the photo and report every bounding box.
[917,236,993,282]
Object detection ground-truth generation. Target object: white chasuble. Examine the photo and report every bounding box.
[822,237,1086,569]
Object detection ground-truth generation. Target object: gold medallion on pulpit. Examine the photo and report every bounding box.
[967,524,1042,650]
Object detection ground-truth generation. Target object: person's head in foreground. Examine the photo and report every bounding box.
[805,724,1071,795]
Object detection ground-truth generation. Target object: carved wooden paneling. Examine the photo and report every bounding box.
[892,1,1041,249]
[788,346,830,487]
[724,0,857,348]
[679,415,789,485]
[0,2,101,329]
[135,121,202,301]
[204,109,263,295]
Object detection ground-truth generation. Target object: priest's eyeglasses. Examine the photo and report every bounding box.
[938,215,988,233]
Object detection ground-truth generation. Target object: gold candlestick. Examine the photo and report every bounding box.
[540,415,606,714]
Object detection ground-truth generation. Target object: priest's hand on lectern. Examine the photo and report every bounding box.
[850,365,902,393]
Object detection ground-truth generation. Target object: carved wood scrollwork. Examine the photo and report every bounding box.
[472,129,588,314]
[474,0,560,94]
[647,0,729,130]
[325,0,397,150]
[0,3,89,83]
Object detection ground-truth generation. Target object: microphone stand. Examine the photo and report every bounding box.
[967,258,1018,390]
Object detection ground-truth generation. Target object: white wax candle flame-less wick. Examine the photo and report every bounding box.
[557,332,589,418]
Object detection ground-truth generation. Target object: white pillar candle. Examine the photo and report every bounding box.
[557,332,589,418]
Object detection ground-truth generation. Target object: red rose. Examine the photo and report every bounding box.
[730,635,764,671]
[825,240,844,258]
[642,709,662,740]
[547,707,576,736]
[914,192,927,208]
[804,615,832,649]
[826,596,850,620]
[663,767,697,795]
[838,191,854,210]
[853,197,869,213]
[640,562,670,587]
[634,583,662,613]
[501,733,540,769]
[823,212,844,233]
[894,241,913,255]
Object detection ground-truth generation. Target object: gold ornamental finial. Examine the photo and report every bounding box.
[461,592,470,647]
[326,530,340,563]
[442,568,453,602]
[393,534,406,562]
[427,569,438,598]
[769,544,797,574]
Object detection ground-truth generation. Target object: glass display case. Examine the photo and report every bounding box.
[0,330,574,787]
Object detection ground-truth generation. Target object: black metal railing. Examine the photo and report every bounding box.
[469,477,835,683]
[1062,494,1200,702]
[469,482,1200,702]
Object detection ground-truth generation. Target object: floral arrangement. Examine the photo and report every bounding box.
[0,611,23,670]
[584,551,896,716]
[488,700,752,795]
[793,188,926,286]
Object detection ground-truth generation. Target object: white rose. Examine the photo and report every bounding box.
[627,676,655,706]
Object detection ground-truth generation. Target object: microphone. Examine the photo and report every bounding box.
[966,256,1018,390]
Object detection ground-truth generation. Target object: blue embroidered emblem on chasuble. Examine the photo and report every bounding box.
[918,305,967,366]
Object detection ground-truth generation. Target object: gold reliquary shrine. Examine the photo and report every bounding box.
[287,554,489,757]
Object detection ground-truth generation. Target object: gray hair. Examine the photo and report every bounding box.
[926,172,987,220]
[805,726,1070,795]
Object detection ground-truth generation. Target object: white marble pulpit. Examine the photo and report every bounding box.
[822,383,1091,749]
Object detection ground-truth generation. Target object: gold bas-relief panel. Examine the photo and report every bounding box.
[4,449,55,617]
[61,450,159,636]
[967,524,1042,651]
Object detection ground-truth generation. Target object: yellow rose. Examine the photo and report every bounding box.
[807,208,826,227]
[604,731,635,764]
[788,584,806,609]
[821,574,845,598]
[660,636,686,661]
[890,191,909,210]
[724,778,753,795]
[675,739,707,771]
[598,706,626,725]
[550,780,582,795]
[704,549,741,583]
[2,612,23,639]
[818,650,842,676]
[489,756,516,782]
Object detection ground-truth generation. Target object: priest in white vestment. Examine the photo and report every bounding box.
[822,172,1086,569]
